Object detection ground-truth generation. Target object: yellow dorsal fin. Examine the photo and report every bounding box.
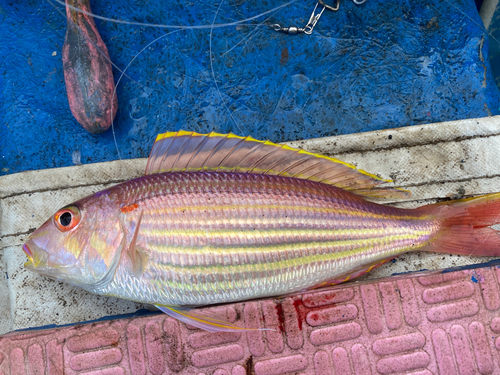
[145,130,410,200]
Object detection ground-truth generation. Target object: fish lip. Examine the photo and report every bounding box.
[22,243,34,263]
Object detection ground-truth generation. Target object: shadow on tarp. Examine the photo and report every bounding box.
[1,0,499,175]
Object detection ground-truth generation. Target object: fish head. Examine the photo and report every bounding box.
[23,191,125,288]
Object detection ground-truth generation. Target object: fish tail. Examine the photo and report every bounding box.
[417,192,500,256]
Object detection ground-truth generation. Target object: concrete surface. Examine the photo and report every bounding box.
[1,115,500,334]
[2,0,500,176]
[2,264,500,374]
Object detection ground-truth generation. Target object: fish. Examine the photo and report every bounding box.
[63,0,118,134]
[23,130,500,332]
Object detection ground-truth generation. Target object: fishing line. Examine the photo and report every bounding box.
[46,0,293,89]
[47,0,500,162]
[208,0,283,134]
[208,3,290,135]
[110,29,184,160]
[47,0,173,159]
[47,0,298,158]
[220,6,284,59]
[441,0,500,48]
[46,0,160,92]
[50,0,300,30]
[209,0,244,134]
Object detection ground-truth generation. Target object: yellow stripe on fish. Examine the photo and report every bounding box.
[148,232,431,271]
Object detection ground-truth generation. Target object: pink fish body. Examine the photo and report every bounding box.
[23,131,500,331]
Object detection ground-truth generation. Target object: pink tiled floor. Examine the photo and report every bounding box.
[2,264,500,374]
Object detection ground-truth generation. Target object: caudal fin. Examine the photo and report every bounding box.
[417,192,500,257]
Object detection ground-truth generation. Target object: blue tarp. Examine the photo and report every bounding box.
[1,0,499,175]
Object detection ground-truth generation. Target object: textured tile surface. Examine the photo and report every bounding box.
[2,265,500,374]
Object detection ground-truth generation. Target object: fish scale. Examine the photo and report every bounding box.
[98,171,437,306]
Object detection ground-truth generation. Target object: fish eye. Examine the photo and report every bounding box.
[54,206,81,232]
[60,212,72,226]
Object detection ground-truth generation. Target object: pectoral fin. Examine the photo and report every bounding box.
[128,210,148,277]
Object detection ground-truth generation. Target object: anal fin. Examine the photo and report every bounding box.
[155,305,271,333]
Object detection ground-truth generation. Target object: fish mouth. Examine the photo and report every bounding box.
[22,243,34,263]
[22,242,48,268]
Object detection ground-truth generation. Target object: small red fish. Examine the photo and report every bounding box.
[62,0,118,134]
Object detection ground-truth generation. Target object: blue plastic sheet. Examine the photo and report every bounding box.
[1,0,499,175]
